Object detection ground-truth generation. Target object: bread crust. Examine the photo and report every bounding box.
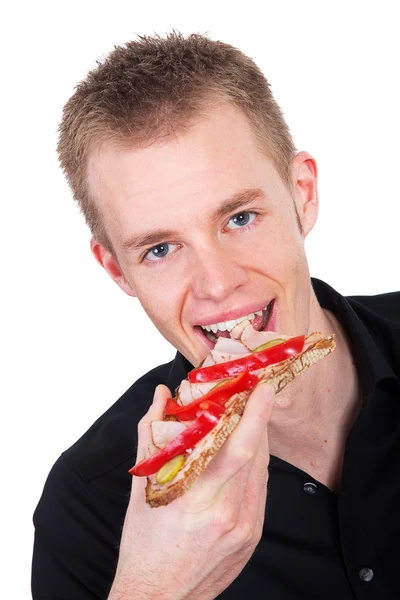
[146,334,335,507]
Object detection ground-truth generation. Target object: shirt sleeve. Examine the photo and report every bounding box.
[32,455,120,599]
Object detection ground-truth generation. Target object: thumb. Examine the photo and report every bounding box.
[135,384,172,463]
[150,384,173,417]
[129,385,173,505]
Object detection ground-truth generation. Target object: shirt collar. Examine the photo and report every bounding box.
[166,278,399,395]
[311,278,399,397]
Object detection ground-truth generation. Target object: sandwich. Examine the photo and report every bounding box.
[129,320,335,508]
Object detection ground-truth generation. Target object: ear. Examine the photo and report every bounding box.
[292,151,319,237]
[90,238,136,297]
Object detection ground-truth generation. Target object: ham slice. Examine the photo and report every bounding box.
[211,336,250,362]
[201,353,216,367]
[177,378,223,406]
[230,319,252,339]
[240,328,290,351]
[176,379,195,405]
[151,420,188,449]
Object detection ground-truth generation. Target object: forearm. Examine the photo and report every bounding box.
[107,571,194,600]
[108,582,166,600]
[108,575,217,600]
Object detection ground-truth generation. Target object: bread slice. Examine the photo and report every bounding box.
[146,334,335,507]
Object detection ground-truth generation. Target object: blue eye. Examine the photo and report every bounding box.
[144,243,179,262]
[146,244,170,261]
[226,211,256,229]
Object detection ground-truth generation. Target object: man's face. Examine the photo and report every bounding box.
[88,104,318,367]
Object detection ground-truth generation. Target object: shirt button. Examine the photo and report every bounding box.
[303,482,317,494]
[359,568,374,582]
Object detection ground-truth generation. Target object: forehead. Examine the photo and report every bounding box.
[86,105,282,239]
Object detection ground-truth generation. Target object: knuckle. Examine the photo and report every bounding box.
[227,519,254,549]
[215,511,254,547]
[251,407,271,428]
[259,412,271,428]
[235,520,253,544]
[231,444,255,466]
[215,509,237,535]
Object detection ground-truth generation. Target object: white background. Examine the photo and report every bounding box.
[2,1,399,597]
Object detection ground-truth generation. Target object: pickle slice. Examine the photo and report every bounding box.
[211,379,230,391]
[252,338,285,353]
[156,455,185,484]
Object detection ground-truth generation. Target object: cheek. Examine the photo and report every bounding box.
[131,269,187,328]
[245,215,306,280]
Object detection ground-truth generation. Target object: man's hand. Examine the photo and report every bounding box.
[108,381,275,600]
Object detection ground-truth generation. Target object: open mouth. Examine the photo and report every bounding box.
[197,300,275,344]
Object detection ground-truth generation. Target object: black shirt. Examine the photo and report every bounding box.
[32,279,400,599]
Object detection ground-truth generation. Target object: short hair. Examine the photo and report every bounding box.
[57,32,296,252]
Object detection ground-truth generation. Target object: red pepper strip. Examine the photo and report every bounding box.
[182,399,227,423]
[164,371,259,421]
[129,409,219,477]
[199,401,226,418]
[164,396,181,415]
[188,335,306,383]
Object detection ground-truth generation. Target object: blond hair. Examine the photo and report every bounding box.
[57,32,296,251]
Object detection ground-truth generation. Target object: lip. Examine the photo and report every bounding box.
[194,300,273,328]
[194,299,277,351]
[263,299,276,332]
[194,326,217,350]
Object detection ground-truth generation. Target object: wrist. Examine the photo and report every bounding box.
[107,575,184,600]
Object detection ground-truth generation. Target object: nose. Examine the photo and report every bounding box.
[190,245,248,301]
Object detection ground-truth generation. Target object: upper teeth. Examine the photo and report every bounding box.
[201,309,264,333]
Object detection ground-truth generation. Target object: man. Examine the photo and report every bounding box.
[32,32,400,599]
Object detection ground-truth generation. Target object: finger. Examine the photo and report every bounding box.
[236,383,276,539]
[213,381,275,480]
[184,383,275,510]
[235,421,270,540]
[136,384,172,462]
[213,385,274,537]
[147,384,172,419]
[129,385,173,505]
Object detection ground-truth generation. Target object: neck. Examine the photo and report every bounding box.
[269,288,361,441]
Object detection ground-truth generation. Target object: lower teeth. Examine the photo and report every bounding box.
[204,330,217,343]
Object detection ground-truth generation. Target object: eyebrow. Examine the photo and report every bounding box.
[210,187,266,224]
[122,187,267,253]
